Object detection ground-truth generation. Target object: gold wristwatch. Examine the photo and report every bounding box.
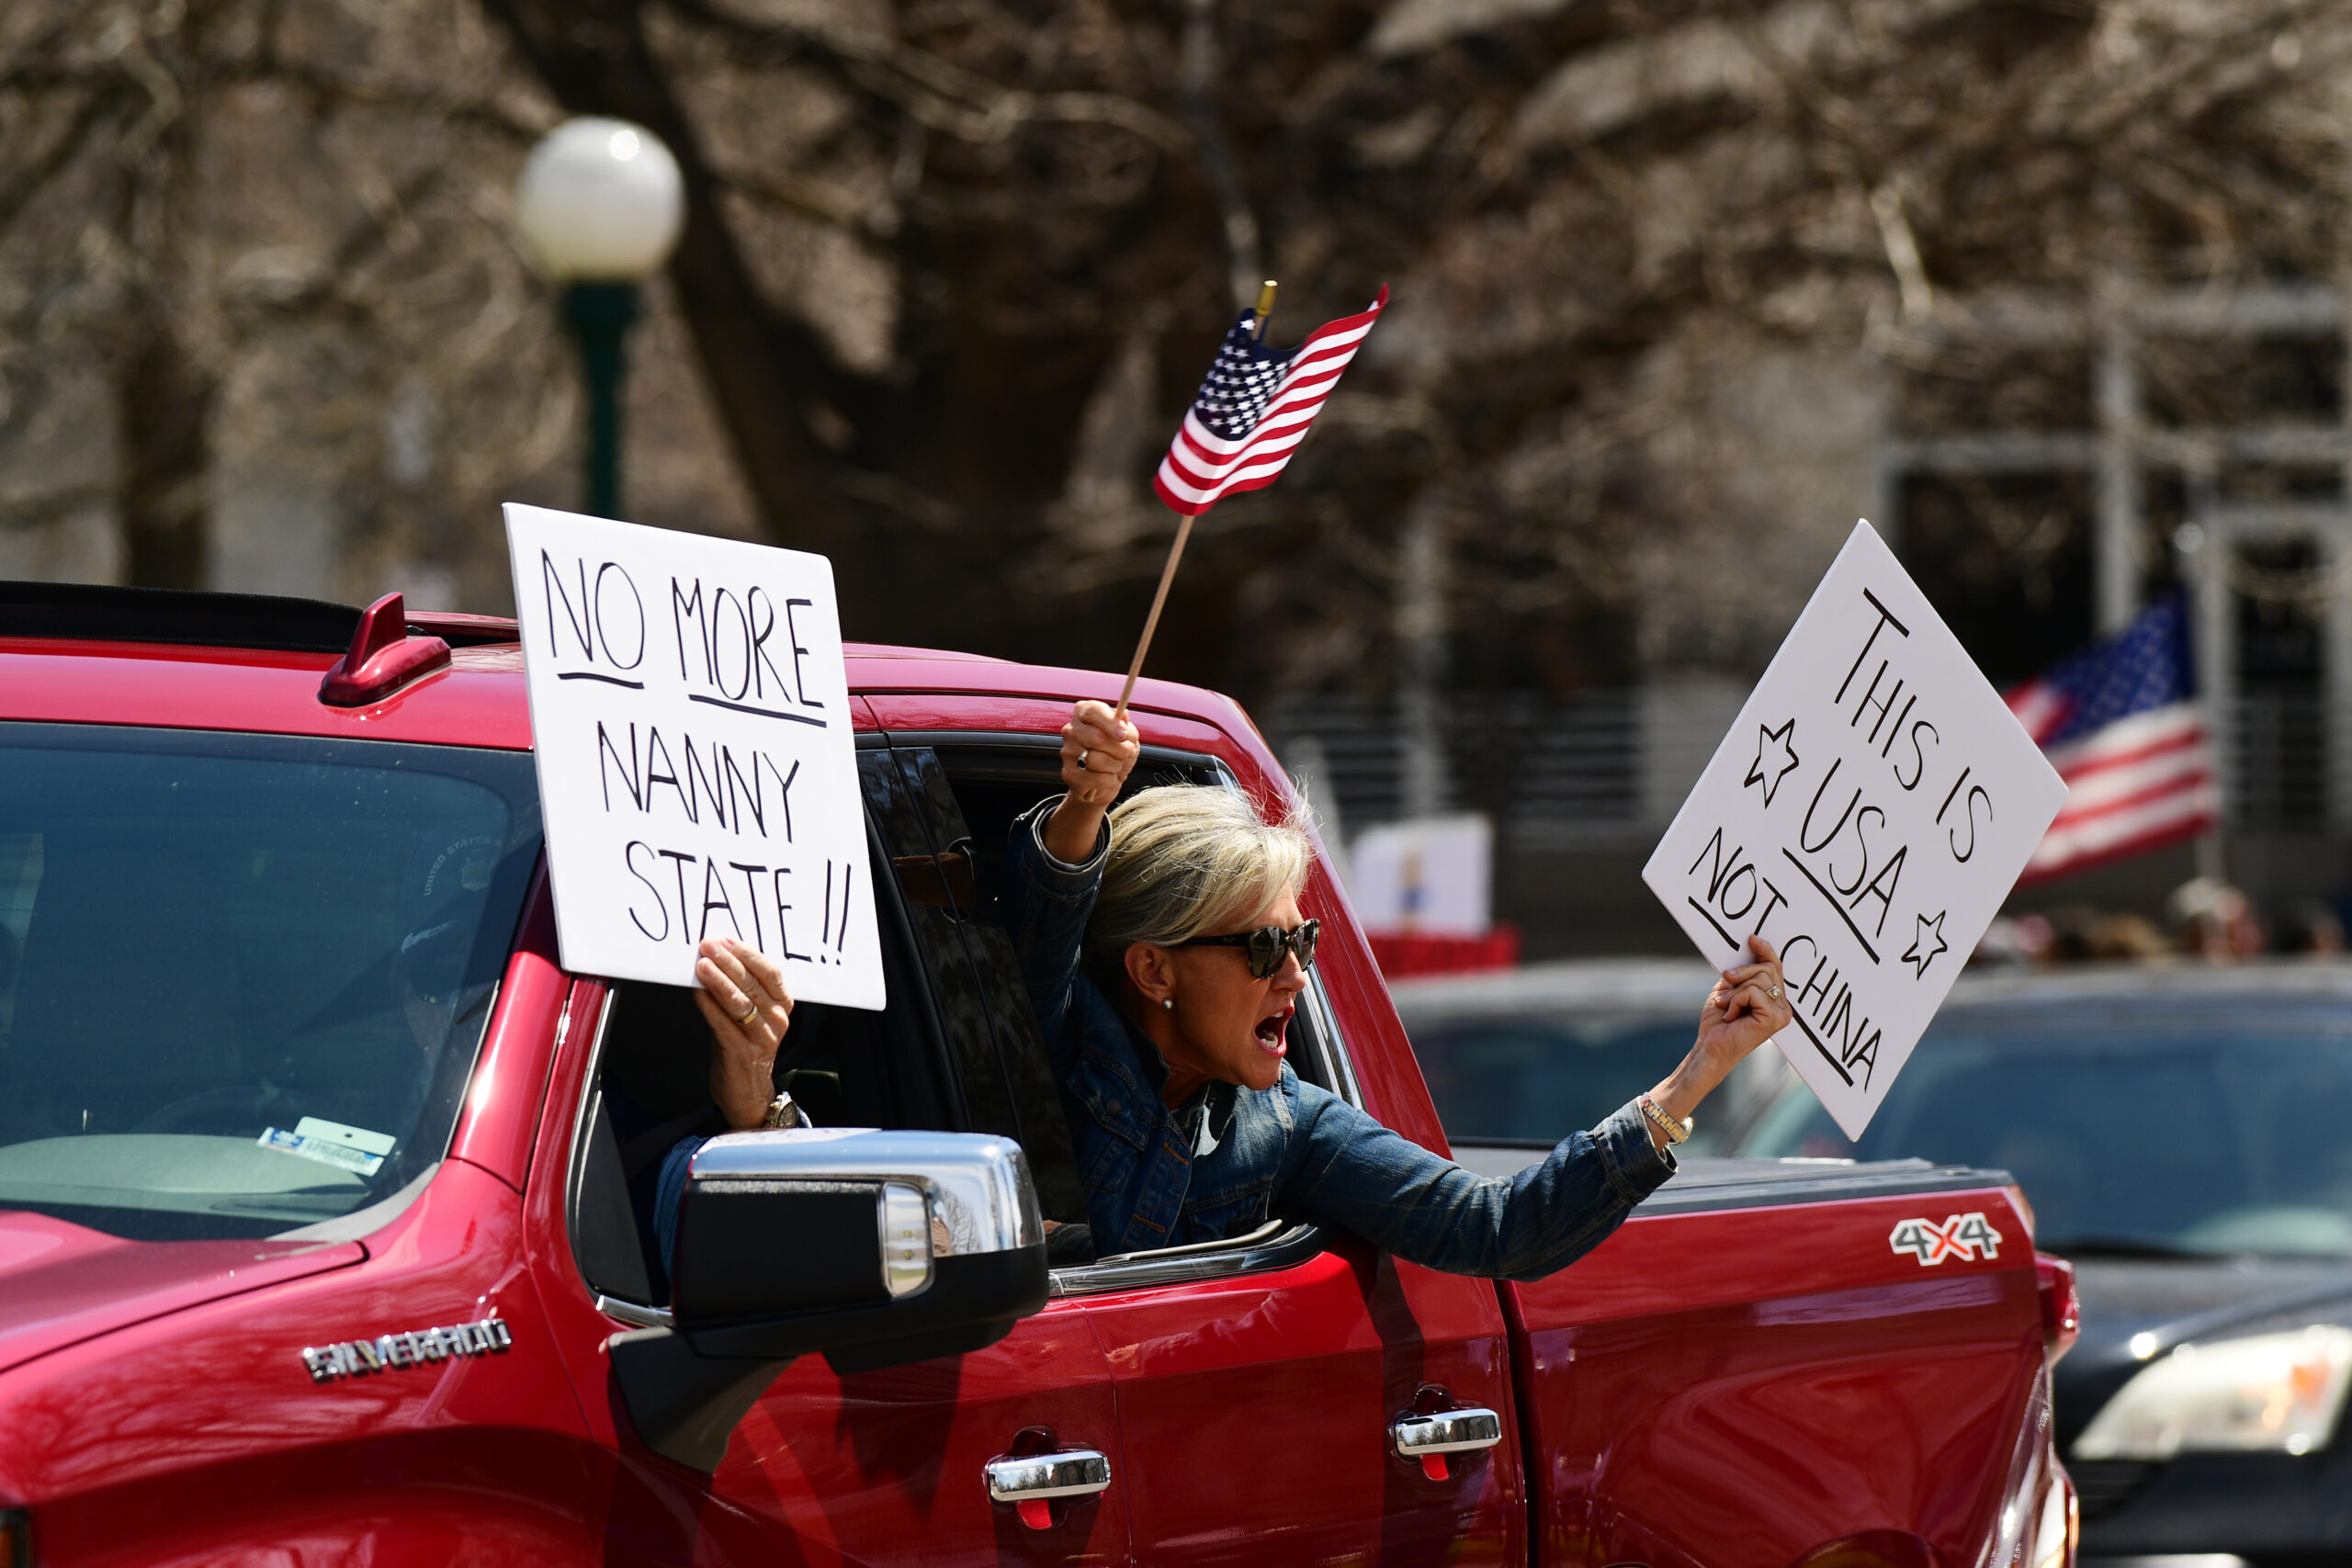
[1638,1094,1691,1145]
[763,1090,810,1130]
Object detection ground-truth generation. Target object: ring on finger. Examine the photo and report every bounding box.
[736,1000,759,1027]
[1766,983,1782,999]
[1076,749,1090,771]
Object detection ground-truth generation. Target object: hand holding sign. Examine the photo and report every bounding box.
[504,504,885,1009]
[1642,521,2066,1139]
[1700,937,1795,1067]
[1636,934,1797,1140]
[694,935,797,1128]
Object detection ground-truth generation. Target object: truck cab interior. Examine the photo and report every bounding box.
[567,733,1353,1314]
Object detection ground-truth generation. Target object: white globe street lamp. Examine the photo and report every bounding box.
[516,118,685,518]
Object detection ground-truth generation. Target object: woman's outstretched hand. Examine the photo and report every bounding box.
[1696,935,1792,1069]
[1043,698,1139,863]
[695,936,795,1131]
[1642,935,1792,1150]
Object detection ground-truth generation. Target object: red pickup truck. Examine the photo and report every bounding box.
[0,581,2077,1567]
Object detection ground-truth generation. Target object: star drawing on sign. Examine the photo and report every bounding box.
[1744,717,1801,807]
[1903,909,1949,979]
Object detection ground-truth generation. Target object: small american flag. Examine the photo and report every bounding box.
[2007,590,2220,883]
[1153,287,1387,516]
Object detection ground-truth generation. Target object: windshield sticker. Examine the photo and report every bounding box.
[301,1316,512,1384]
[1889,1212,2004,1266]
[259,1117,398,1178]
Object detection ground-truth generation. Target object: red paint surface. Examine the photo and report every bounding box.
[0,1213,360,1379]
[1507,1189,2053,1567]
[0,633,2065,1566]
[0,1160,598,1562]
[1077,1236,1524,1566]
[444,875,567,1191]
[0,638,536,749]
[707,1307,1128,1567]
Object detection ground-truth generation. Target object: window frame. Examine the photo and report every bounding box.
[883,728,1367,1296]
[557,761,971,1325]
[556,723,1379,1314]
[557,987,674,1325]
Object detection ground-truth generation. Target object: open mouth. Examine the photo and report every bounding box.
[1254,1008,1292,1055]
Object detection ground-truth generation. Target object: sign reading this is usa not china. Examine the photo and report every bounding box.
[1643,521,2066,1139]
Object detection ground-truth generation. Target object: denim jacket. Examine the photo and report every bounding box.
[1004,796,1677,1280]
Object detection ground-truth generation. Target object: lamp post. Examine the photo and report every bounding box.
[515,117,684,519]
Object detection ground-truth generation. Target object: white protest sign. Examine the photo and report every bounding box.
[504,504,884,1009]
[1642,520,2064,1138]
[1349,815,1493,935]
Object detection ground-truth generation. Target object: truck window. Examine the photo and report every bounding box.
[899,734,1354,1279]
[567,742,1011,1308]
[0,722,539,1242]
[877,742,1091,1227]
[564,733,1356,1303]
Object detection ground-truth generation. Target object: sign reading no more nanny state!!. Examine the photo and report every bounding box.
[1641,521,2064,1139]
[504,504,884,1009]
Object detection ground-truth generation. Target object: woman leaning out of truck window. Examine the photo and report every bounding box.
[662,697,1792,1280]
[983,699,1792,1274]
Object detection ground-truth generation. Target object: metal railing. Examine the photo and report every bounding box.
[2220,692,2336,831]
[1269,687,2352,847]
[1267,688,1711,850]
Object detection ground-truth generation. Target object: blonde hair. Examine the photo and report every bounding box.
[1084,784,1313,969]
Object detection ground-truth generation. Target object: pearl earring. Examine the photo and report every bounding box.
[1162,997,1174,1010]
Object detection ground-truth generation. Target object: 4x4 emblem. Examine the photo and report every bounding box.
[1889,1213,2002,1266]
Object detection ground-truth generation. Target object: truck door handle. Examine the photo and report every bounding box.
[985,1448,1113,1530]
[1391,1407,1503,1481]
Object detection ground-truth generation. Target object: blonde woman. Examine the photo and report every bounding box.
[999,699,1793,1272]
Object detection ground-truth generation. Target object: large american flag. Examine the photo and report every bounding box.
[2007,590,2220,883]
[1152,287,1387,516]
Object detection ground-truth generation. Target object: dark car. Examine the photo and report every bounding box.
[1721,962,2352,1562]
[1390,958,1781,1167]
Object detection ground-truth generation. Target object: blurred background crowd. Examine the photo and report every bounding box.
[1977,874,2346,965]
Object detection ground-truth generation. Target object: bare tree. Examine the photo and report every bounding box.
[5,0,2347,709]
[0,0,582,592]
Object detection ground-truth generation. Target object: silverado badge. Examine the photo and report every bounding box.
[301,1315,512,1383]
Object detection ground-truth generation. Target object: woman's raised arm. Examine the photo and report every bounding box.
[1042,699,1138,864]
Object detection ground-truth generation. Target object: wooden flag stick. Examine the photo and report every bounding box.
[1113,513,1194,722]
[1114,281,1278,723]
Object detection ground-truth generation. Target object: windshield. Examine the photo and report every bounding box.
[1729,1018,2352,1258]
[0,722,540,1241]
[1407,1013,1713,1148]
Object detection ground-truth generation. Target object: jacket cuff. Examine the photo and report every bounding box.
[1023,794,1113,878]
[1593,1099,1677,1204]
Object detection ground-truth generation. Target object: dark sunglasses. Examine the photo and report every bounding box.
[1177,919,1320,978]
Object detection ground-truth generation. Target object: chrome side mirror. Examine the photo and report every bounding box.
[610,1129,1048,1472]
[674,1127,1042,1316]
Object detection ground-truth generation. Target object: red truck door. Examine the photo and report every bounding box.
[541,987,1131,1568]
[1069,1227,1523,1564]
[529,743,1129,1564]
[684,742,1130,1563]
